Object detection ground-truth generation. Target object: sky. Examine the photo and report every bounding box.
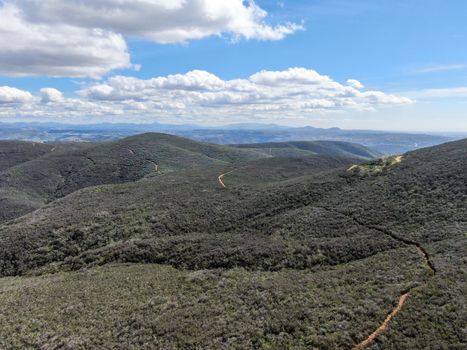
[0,0,466,132]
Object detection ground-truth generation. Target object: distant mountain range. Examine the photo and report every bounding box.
[0,121,459,154]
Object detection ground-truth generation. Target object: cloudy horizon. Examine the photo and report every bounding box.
[0,0,466,132]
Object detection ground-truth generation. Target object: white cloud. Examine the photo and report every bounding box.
[250,68,332,85]
[40,88,64,103]
[0,0,301,78]
[0,68,414,123]
[0,3,132,78]
[415,64,467,74]
[405,87,467,99]
[0,86,33,104]
[347,79,364,89]
[15,0,303,43]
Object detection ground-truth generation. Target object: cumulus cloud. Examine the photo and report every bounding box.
[0,68,414,123]
[250,68,332,85]
[40,88,64,103]
[0,0,301,78]
[0,3,132,78]
[0,86,33,104]
[79,68,413,109]
[347,79,364,89]
[15,0,303,43]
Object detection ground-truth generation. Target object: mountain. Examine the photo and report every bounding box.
[0,121,456,154]
[0,137,464,349]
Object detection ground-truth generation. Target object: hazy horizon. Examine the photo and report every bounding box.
[0,0,466,132]
[1,119,466,135]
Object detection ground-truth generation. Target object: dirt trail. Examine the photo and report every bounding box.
[127,148,159,173]
[352,292,411,350]
[146,161,159,173]
[216,178,436,349]
[218,173,227,188]
[218,167,245,188]
[343,213,436,350]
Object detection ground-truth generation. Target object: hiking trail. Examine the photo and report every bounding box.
[217,174,437,349]
[346,213,436,350]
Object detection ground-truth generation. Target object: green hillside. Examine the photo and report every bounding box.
[1,139,464,274]
[0,141,54,171]
[232,140,381,159]
[0,141,91,172]
[0,134,374,223]
[0,137,464,349]
[0,133,266,222]
[0,133,265,199]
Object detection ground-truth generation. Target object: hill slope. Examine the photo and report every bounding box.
[0,138,464,349]
[0,141,54,171]
[1,139,464,275]
[0,134,375,223]
[232,140,381,159]
[0,133,266,222]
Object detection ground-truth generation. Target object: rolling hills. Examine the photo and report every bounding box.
[0,133,268,222]
[0,140,55,172]
[0,121,455,154]
[231,140,381,159]
[0,136,465,349]
[0,134,376,223]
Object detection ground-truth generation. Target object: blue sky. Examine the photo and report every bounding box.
[0,0,466,131]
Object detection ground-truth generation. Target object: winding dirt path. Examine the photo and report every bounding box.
[127,148,159,173]
[292,205,436,349]
[216,176,437,349]
[218,168,244,188]
[345,214,436,350]
[352,292,411,350]
[218,173,227,188]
